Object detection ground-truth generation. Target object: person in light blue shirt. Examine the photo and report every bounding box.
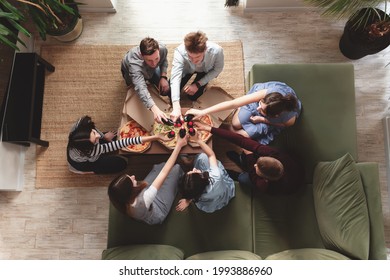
[186,81,302,145]
[237,81,302,145]
[169,31,224,122]
[176,131,235,213]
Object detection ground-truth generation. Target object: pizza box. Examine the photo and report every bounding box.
[120,85,235,154]
[191,86,235,127]
[121,85,171,132]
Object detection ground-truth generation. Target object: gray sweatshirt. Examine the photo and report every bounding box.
[121,43,168,109]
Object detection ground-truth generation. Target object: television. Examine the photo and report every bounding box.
[0,43,16,139]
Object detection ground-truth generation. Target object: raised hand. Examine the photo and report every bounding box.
[194,121,211,132]
[185,108,204,120]
[103,131,117,141]
[176,133,188,148]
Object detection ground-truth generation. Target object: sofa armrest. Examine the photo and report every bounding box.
[356,162,387,259]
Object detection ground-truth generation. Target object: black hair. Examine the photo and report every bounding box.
[67,115,96,156]
[179,171,210,201]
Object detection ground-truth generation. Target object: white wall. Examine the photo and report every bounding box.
[78,0,117,13]
[244,0,310,11]
[0,142,26,191]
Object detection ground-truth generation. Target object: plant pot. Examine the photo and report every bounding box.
[339,8,390,59]
[49,16,83,42]
[46,1,83,42]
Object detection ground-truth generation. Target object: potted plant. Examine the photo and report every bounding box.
[304,0,390,59]
[0,0,31,50]
[0,0,82,50]
[18,0,83,42]
[224,0,239,7]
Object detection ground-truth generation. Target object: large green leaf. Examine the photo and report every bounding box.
[0,0,30,50]
[304,0,385,18]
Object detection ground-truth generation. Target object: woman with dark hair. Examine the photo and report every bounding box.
[175,130,235,213]
[186,81,302,145]
[67,115,168,174]
[107,134,187,225]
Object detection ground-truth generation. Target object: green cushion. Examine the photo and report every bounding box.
[265,248,350,260]
[356,163,387,259]
[102,244,184,260]
[313,153,370,259]
[252,184,324,259]
[186,250,262,260]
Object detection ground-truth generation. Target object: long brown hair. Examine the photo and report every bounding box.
[262,92,298,117]
[107,174,148,215]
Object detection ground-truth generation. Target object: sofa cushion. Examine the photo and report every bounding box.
[102,244,184,260]
[106,181,253,259]
[313,153,370,259]
[186,250,262,260]
[265,248,350,260]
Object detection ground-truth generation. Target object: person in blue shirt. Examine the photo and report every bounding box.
[175,130,235,213]
[187,81,302,145]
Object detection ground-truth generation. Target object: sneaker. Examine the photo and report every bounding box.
[226,169,240,181]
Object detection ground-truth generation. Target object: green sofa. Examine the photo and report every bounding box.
[102,63,387,260]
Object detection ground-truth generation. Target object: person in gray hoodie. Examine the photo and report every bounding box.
[121,37,170,123]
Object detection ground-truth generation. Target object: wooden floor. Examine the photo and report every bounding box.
[0,0,389,259]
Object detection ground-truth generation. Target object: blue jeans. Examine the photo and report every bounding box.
[238,172,255,188]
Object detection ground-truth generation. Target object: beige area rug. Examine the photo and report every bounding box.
[36,41,245,188]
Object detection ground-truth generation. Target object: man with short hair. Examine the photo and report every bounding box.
[170,31,224,121]
[121,37,170,123]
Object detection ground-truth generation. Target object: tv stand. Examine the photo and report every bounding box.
[1,52,54,147]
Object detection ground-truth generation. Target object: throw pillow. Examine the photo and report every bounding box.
[102,244,184,260]
[265,248,350,260]
[186,250,262,260]
[313,153,370,259]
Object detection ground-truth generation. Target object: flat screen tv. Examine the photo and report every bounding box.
[0,21,17,139]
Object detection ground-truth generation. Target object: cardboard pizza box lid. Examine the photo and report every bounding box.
[121,85,171,132]
[192,86,235,127]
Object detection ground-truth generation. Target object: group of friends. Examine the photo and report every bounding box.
[66,31,305,225]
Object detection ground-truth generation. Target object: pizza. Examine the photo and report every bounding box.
[119,120,151,153]
[152,113,213,149]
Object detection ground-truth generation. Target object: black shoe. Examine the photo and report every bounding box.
[226,151,244,167]
[226,169,240,181]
